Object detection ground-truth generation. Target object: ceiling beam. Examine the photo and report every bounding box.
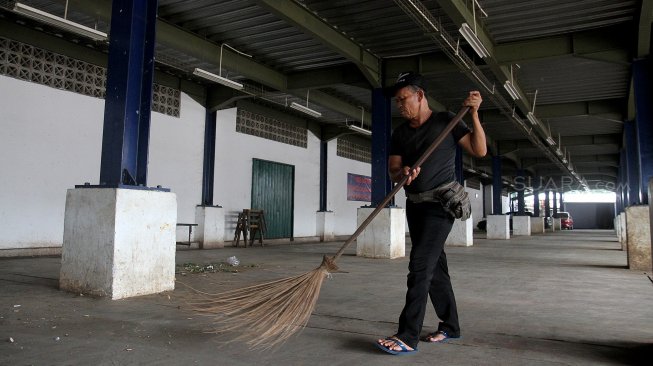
[286,65,369,89]
[437,0,533,114]
[255,0,381,87]
[637,0,653,58]
[500,134,620,151]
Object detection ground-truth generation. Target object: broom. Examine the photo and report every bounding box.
[188,106,471,349]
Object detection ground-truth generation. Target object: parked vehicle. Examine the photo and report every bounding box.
[555,212,574,230]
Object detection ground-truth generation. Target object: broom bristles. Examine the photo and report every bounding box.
[187,257,336,349]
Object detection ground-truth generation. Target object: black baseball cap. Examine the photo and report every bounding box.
[385,72,428,97]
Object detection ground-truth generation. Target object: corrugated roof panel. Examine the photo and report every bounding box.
[158,0,349,73]
[517,55,629,105]
[482,0,638,42]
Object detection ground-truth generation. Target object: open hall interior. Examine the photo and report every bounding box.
[1,0,652,364]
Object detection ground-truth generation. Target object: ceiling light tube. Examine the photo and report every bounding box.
[503,80,520,100]
[13,2,107,41]
[348,125,372,136]
[526,112,539,126]
[459,23,490,58]
[545,136,556,146]
[290,102,322,118]
[192,68,243,90]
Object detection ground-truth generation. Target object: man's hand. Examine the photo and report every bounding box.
[401,166,421,185]
[463,91,483,113]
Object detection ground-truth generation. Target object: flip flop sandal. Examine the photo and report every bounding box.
[423,330,462,343]
[375,337,418,355]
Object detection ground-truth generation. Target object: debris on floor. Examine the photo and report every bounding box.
[176,261,258,274]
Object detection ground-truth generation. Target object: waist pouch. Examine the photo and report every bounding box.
[406,181,471,221]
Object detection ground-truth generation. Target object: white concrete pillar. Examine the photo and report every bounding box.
[195,205,225,249]
[446,214,474,247]
[619,213,627,251]
[316,211,335,242]
[356,207,405,259]
[649,179,653,265]
[60,188,177,300]
[625,206,651,272]
[513,216,531,236]
[487,215,510,239]
[553,218,562,231]
[531,216,545,234]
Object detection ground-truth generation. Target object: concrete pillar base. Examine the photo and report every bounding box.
[553,218,562,231]
[195,206,225,249]
[625,205,651,272]
[531,217,545,234]
[356,207,405,259]
[487,215,510,239]
[446,214,473,247]
[60,188,177,300]
[316,211,335,242]
[513,216,531,236]
[619,213,627,251]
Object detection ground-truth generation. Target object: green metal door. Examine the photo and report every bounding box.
[251,159,294,239]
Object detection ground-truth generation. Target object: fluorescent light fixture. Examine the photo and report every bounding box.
[459,23,490,58]
[193,68,243,90]
[480,172,489,178]
[555,148,563,156]
[545,136,556,146]
[503,80,520,100]
[290,102,322,118]
[526,112,539,126]
[348,125,371,136]
[562,157,568,164]
[13,2,107,41]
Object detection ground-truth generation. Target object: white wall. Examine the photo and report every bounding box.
[465,185,483,229]
[327,138,372,236]
[0,76,103,248]
[148,94,204,225]
[213,107,321,239]
[0,75,205,249]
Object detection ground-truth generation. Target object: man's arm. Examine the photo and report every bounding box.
[388,155,420,185]
[457,91,487,158]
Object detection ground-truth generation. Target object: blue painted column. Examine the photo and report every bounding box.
[544,190,551,220]
[492,155,502,214]
[371,88,393,207]
[455,145,464,185]
[633,58,653,205]
[319,140,328,211]
[533,176,540,217]
[619,149,628,211]
[553,191,558,216]
[516,169,525,214]
[624,120,641,205]
[201,109,217,206]
[99,0,158,187]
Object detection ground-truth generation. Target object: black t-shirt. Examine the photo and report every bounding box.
[389,111,471,193]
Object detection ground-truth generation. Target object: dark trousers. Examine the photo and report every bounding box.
[396,200,460,348]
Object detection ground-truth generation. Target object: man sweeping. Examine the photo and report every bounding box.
[376,72,487,355]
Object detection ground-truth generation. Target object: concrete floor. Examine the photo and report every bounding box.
[1,229,652,365]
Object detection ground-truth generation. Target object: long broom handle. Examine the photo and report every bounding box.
[332,106,470,262]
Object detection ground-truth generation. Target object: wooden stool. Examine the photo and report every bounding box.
[233,211,249,247]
